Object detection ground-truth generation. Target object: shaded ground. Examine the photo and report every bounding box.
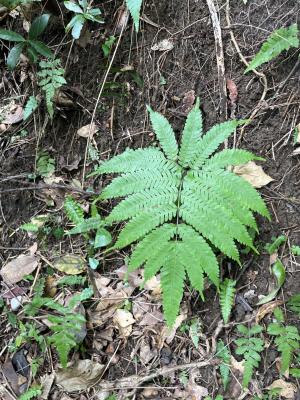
[1,0,300,399]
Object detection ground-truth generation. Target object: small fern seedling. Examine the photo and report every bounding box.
[217,339,231,390]
[37,59,66,119]
[91,99,269,326]
[219,278,236,323]
[287,293,300,316]
[245,24,299,73]
[18,385,42,400]
[267,307,300,373]
[235,324,264,388]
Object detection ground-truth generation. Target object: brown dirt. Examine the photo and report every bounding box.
[1,0,300,399]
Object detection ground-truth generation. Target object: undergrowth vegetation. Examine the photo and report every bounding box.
[90,99,269,325]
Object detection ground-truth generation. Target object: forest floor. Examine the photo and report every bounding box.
[0,0,300,399]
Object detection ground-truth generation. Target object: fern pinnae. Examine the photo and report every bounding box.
[219,279,236,323]
[95,99,269,326]
[179,98,202,167]
[147,105,178,161]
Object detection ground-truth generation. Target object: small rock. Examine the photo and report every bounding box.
[10,296,23,311]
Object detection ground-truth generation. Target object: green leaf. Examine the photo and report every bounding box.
[265,235,287,255]
[29,14,51,39]
[0,29,25,42]
[68,216,102,235]
[291,245,300,256]
[64,196,84,225]
[245,24,299,73]
[7,43,24,70]
[66,14,85,39]
[64,1,83,13]
[102,35,116,57]
[94,228,112,248]
[125,0,143,31]
[28,40,54,58]
[88,257,99,270]
[257,259,286,305]
[24,96,38,120]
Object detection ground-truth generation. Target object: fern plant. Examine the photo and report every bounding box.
[0,14,53,70]
[217,339,231,390]
[37,59,66,119]
[287,293,300,316]
[245,24,299,73]
[24,285,93,367]
[267,307,300,373]
[18,385,42,400]
[91,99,269,326]
[219,278,236,323]
[64,196,112,249]
[235,324,264,388]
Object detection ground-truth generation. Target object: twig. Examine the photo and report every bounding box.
[0,183,98,197]
[206,0,228,124]
[225,0,268,147]
[93,358,218,395]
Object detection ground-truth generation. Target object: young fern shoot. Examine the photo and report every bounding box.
[92,99,269,326]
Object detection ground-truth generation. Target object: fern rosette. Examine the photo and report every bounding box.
[92,99,269,326]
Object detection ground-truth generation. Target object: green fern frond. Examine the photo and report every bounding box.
[24,95,38,120]
[217,339,231,390]
[245,24,299,73]
[68,216,102,235]
[125,0,143,31]
[235,324,264,388]
[37,59,66,119]
[18,385,42,400]
[147,105,178,161]
[179,98,202,167]
[287,294,300,316]
[267,321,300,373]
[93,99,269,326]
[219,279,236,323]
[64,196,84,225]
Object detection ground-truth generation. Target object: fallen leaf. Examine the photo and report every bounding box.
[292,147,300,156]
[181,90,196,114]
[52,254,86,275]
[3,105,23,124]
[226,78,238,105]
[139,338,157,364]
[257,259,286,305]
[268,379,297,399]
[159,304,188,347]
[151,38,174,51]
[256,300,284,323]
[294,123,300,145]
[113,309,135,337]
[234,161,274,188]
[1,254,38,284]
[77,123,98,139]
[40,373,55,400]
[115,265,143,288]
[55,359,105,392]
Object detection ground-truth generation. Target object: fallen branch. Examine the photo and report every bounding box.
[94,358,218,394]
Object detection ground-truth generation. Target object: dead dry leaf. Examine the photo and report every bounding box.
[1,254,38,284]
[3,105,23,124]
[256,300,284,323]
[292,147,300,156]
[268,379,296,399]
[181,90,195,114]
[226,78,238,105]
[151,38,174,51]
[234,161,273,188]
[113,309,135,337]
[56,360,105,392]
[77,123,98,139]
[53,254,86,275]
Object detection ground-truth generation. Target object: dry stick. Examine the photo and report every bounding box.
[206,0,228,129]
[225,0,268,147]
[94,358,218,394]
[81,20,127,185]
